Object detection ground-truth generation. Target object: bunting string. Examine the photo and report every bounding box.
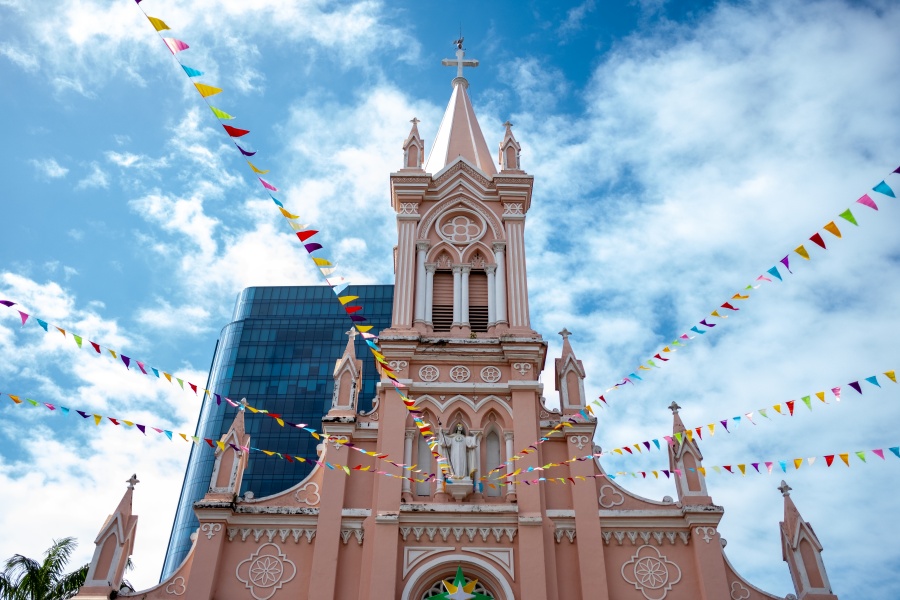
[132,1,446,473]
[595,168,898,405]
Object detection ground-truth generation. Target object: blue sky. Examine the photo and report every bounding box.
[2,0,899,596]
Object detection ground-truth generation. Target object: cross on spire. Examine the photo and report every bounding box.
[441,45,479,80]
[410,117,420,126]
[778,480,792,497]
[346,328,358,342]
[668,401,681,414]
[240,397,248,412]
[126,474,140,490]
[558,328,571,340]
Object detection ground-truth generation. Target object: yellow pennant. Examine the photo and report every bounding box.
[823,221,842,238]
[279,207,300,219]
[147,16,170,31]
[164,372,172,383]
[710,310,725,318]
[707,423,715,435]
[93,414,102,426]
[180,433,188,441]
[793,458,803,469]
[339,295,359,305]
[108,349,117,359]
[685,429,693,441]
[731,293,750,300]
[663,346,672,353]
[123,420,134,427]
[194,83,223,98]
[815,391,826,402]
[773,404,782,414]
[638,365,651,371]
[698,467,706,476]
[356,325,373,333]
[885,370,897,383]
[737,464,746,475]
[8,395,21,404]
[313,257,332,267]
[216,440,226,451]
[247,160,269,174]
[795,244,810,260]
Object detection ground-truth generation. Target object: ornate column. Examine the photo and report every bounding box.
[502,206,529,329]
[392,208,420,329]
[460,265,471,327]
[485,264,496,327]
[413,241,429,326]
[451,265,462,327]
[425,264,435,326]
[504,431,516,501]
[402,431,414,501]
[493,242,508,327]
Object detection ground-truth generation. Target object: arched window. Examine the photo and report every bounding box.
[407,144,419,168]
[484,431,502,497]
[416,436,433,497]
[469,270,489,332]
[432,270,454,331]
[422,577,492,599]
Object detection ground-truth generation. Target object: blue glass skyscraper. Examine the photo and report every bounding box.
[161,284,393,578]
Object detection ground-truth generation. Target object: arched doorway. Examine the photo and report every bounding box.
[401,555,513,600]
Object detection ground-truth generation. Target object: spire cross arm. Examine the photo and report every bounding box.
[558,328,571,340]
[346,328,358,342]
[410,117,420,125]
[126,473,140,489]
[441,47,479,79]
[668,401,681,414]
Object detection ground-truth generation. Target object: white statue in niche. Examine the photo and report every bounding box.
[440,424,478,479]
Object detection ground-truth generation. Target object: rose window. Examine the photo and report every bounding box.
[419,365,440,382]
[480,366,501,383]
[437,212,486,245]
[449,366,471,382]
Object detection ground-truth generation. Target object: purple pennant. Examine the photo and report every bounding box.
[76,410,90,419]
[643,441,651,450]
[235,143,256,156]
[215,393,222,405]
[350,315,367,322]
[662,470,670,478]
[121,355,131,369]
[780,255,792,273]
[136,424,146,435]
[699,319,716,328]
[720,419,729,432]
[304,243,323,253]
[848,381,862,394]
[752,463,760,473]
[894,165,900,174]
[0,300,14,307]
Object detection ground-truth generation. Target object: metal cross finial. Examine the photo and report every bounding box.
[410,117,420,126]
[558,328,571,340]
[441,45,479,80]
[503,120,513,130]
[346,328,358,342]
[126,474,140,490]
[240,397,248,412]
[668,401,681,414]
[778,480,792,497]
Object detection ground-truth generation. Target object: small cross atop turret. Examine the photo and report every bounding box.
[126,473,139,489]
[346,328,358,342]
[778,480,792,497]
[240,397,248,412]
[668,401,681,414]
[558,328,571,340]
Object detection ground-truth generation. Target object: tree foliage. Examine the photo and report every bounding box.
[0,537,88,600]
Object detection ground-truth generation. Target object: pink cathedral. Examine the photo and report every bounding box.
[75,46,839,600]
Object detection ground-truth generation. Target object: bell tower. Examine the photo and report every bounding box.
[359,41,554,600]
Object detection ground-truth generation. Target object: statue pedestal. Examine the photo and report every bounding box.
[446,477,473,501]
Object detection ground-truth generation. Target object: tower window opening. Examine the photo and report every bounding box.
[469,270,489,332]
[432,270,454,332]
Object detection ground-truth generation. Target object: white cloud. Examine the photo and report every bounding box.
[75,162,110,190]
[136,300,211,335]
[29,157,68,179]
[557,0,597,38]
[0,46,38,71]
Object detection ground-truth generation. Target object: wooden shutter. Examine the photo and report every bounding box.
[469,271,489,332]
[432,271,454,331]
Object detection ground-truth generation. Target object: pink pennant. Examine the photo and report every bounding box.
[831,386,841,401]
[873,449,885,460]
[856,194,878,210]
[259,178,278,191]
[162,38,189,54]
[17,311,29,326]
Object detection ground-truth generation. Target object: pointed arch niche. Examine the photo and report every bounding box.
[422,242,503,334]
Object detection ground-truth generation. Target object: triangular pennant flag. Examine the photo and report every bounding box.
[738,464,746,475]
[247,160,269,174]
[809,232,826,249]
[873,449,885,460]
[235,143,256,156]
[801,396,812,410]
[839,453,849,466]
[699,319,715,328]
[855,451,867,463]
[766,266,783,281]
[856,193,879,210]
[872,180,895,198]
[793,458,803,470]
[832,386,841,401]
[778,461,787,472]
[17,311,28,326]
[162,38,189,54]
[780,256,792,273]
[889,447,900,459]
[194,83,222,97]
[786,400,795,415]
[823,221,842,238]
[147,16,170,31]
[838,208,858,225]
[305,243,323,253]
[72,334,82,347]
[296,230,318,242]
[848,381,862,394]
[223,124,250,137]
[210,106,234,120]
[825,455,835,466]
[259,177,278,191]
[865,375,880,387]
[795,245,810,260]
[90,341,101,353]
[121,355,131,369]
[815,391,826,403]
[181,65,203,77]
[93,414,102,426]
[885,370,897,383]
[36,319,48,331]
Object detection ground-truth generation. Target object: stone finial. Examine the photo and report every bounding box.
[668,401,681,414]
[778,480,792,497]
[558,328,571,340]
[411,117,420,125]
[503,120,513,131]
[126,474,139,490]
[346,329,358,342]
[240,397,248,411]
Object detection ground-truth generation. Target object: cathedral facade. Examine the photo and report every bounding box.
[75,47,839,600]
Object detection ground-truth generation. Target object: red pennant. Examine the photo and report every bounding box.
[695,427,702,439]
[223,124,250,137]
[345,306,363,314]
[809,232,826,249]
[720,302,738,311]
[723,465,733,473]
[653,353,669,361]
[90,341,101,353]
[623,446,633,454]
[189,383,198,394]
[825,455,835,467]
[296,230,318,242]
[786,400,795,415]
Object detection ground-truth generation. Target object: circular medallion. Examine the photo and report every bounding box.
[437,210,487,245]
[449,366,471,382]
[419,365,440,382]
[480,366,501,383]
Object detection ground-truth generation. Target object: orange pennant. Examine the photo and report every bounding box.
[823,221,842,238]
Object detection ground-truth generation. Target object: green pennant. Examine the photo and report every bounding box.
[838,209,858,225]
[801,396,812,410]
